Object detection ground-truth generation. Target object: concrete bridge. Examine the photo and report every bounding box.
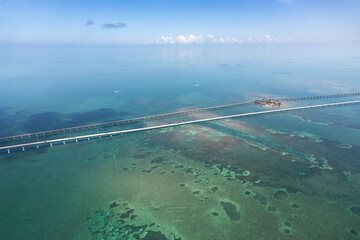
[1,92,359,143]
[277,92,360,102]
[1,99,359,154]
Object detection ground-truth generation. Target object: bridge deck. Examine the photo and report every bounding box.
[1,92,359,142]
[2,100,360,153]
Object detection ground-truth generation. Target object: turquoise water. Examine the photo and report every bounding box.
[0,43,360,239]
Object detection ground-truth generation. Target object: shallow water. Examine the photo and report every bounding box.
[0,44,360,239]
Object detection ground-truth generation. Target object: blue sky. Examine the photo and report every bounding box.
[0,0,359,44]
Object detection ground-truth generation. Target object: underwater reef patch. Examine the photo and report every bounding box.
[120,209,135,219]
[350,229,359,237]
[284,221,292,227]
[350,206,360,217]
[282,228,291,234]
[89,202,181,240]
[290,203,300,208]
[253,193,268,206]
[109,202,120,209]
[220,201,241,221]
[267,206,276,212]
[151,157,166,164]
[143,230,167,240]
[274,189,288,200]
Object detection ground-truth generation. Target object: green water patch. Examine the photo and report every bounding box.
[220,201,241,221]
[178,127,208,136]
[291,115,332,126]
[206,131,228,142]
[338,143,352,149]
[203,122,331,170]
[268,128,324,143]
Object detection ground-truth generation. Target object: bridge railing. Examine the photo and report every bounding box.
[277,92,360,102]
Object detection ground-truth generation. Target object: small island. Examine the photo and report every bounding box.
[254,99,283,107]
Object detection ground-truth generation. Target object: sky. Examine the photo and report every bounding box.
[0,0,359,44]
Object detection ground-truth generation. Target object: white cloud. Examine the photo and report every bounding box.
[176,34,203,44]
[154,34,324,45]
[156,36,175,44]
[219,37,242,43]
[156,33,244,44]
[156,34,204,44]
[207,34,215,39]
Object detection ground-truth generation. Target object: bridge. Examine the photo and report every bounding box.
[1,92,359,143]
[1,99,360,154]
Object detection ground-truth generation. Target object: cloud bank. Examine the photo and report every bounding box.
[102,22,127,29]
[155,34,297,44]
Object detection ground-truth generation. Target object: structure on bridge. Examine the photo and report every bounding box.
[1,92,360,154]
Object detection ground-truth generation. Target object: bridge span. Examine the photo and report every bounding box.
[1,100,359,154]
[1,92,359,143]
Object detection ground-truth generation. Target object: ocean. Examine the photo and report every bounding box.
[0,43,360,239]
